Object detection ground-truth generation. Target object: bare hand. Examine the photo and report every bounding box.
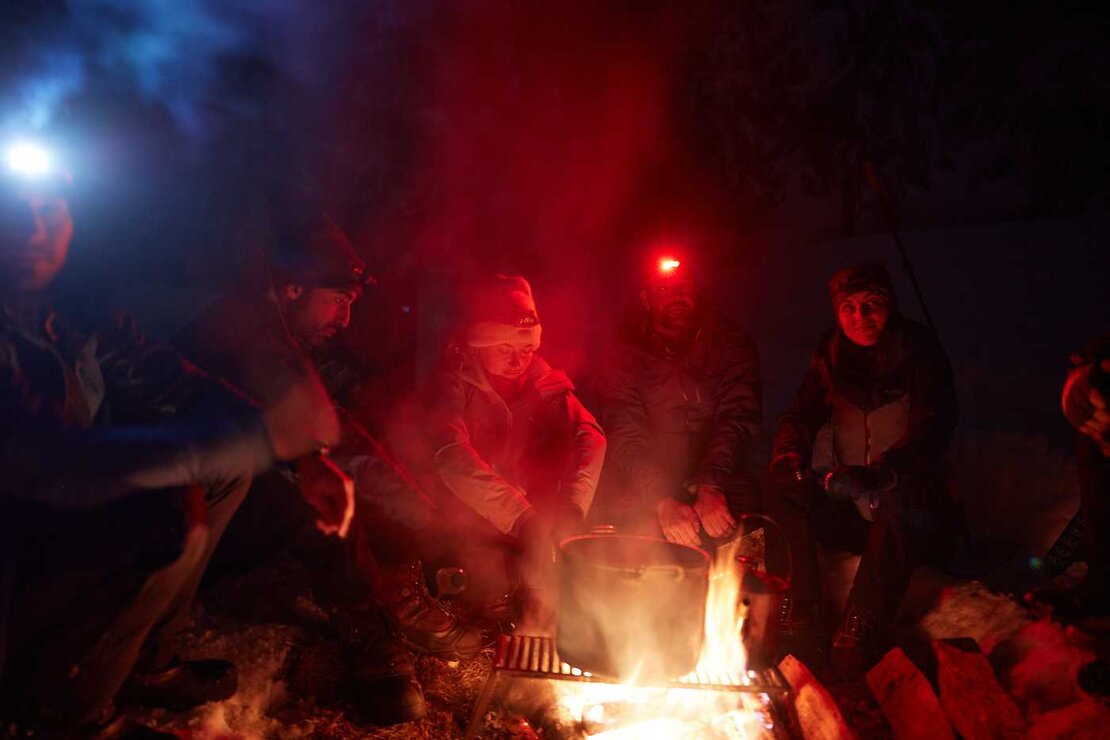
[298,452,355,538]
[691,485,736,538]
[656,497,702,547]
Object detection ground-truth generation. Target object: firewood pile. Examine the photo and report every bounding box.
[780,631,1109,740]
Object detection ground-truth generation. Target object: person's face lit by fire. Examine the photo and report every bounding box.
[0,188,74,293]
[837,291,890,347]
[280,285,360,348]
[644,275,697,339]
[477,340,537,381]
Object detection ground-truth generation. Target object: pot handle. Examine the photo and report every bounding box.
[618,565,687,582]
[736,513,793,586]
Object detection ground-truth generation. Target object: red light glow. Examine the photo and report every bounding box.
[659,257,681,273]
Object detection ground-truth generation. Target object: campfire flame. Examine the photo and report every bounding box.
[554,535,773,738]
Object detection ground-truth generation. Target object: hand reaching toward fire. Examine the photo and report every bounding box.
[691,485,737,539]
[297,451,355,538]
[655,497,702,547]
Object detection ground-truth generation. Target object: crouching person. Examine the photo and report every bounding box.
[421,276,606,629]
[767,264,961,676]
[0,150,338,734]
[175,208,484,724]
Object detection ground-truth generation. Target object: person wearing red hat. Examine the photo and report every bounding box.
[175,209,484,724]
[598,255,762,547]
[767,264,961,676]
[417,275,606,627]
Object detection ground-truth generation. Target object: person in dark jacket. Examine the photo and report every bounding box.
[174,209,483,724]
[598,256,762,548]
[767,263,960,675]
[0,148,338,732]
[1055,333,1110,617]
[414,275,606,627]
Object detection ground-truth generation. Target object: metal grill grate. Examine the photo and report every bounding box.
[465,634,792,739]
[492,633,790,694]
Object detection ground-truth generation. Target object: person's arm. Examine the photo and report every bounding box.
[550,390,607,517]
[2,312,337,510]
[771,338,834,469]
[600,352,673,505]
[687,330,762,490]
[429,372,532,534]
[106,309,339,459]
[873,331,958,474]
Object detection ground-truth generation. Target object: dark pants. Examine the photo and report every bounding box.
[0,471,250,727]
[207,453,442,609]
[765,472,961,622]
[1077,436,1110,610]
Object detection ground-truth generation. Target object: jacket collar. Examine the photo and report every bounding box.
[458,351,572,398]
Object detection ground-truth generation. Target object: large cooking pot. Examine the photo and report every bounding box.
[556,534,709,681]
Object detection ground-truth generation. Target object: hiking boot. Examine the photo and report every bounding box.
[120,658,237,711]
[378,561,486,658]
[779,596,820,639]
[830,605,882,679]
[334,606,426,725]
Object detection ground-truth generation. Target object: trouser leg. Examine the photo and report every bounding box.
[2,492,201,726]
[139,474,252,670]
[1077,437,1110,609]
[845,474,960,622]
[762,477,821,602]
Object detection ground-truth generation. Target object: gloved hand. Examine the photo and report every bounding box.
[822,465,896,502]
[769,452,806,485]
[551,505,587,544]
[297,451,356,538]
[655,496,702,548]
[691,485,736,539]
[769,452,816,511]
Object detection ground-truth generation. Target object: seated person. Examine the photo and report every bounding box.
[414,275,606,626]
[598,254,762,548]
[0,145,334,733]
[767,264,960,675]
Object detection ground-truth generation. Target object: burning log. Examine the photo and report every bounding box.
[777,654,855,740]
[865,648,954,740]
[933,640,1028,739]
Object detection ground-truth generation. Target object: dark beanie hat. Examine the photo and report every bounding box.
[269,211,371,289]
[828,264,895,307]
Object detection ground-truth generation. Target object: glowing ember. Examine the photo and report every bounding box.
[554,536,773,737]
[658,257,681,273]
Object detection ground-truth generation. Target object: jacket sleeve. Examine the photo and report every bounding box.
[429,371,533,534]
[550,391,607,516]
[874,332,958,474]
[1,379,275,510]
[600,350,674,505]
[771,343,833,465]
[688,331,762,490]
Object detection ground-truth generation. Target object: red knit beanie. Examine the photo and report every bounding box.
[465,275,542,348]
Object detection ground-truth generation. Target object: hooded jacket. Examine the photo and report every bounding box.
[772,318,957,477]
[601,305,762,504]
[426,349,606,535]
